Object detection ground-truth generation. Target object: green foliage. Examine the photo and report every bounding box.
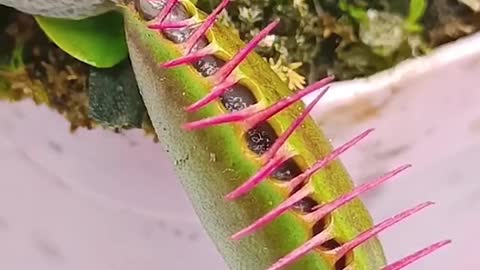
[405,0,427,33]
[196,0,434,81]
[35,11,128,68]
[339,0,368,23]
[0,6,21,72]
[0,76,10,98]
[6,43,24,70]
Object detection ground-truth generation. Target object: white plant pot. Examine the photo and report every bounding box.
[1,31,479,269]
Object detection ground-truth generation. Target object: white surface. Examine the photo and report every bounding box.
[1,32,480,270]
[0,102,225,270]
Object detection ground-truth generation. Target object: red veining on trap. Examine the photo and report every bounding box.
[149,1,452,269]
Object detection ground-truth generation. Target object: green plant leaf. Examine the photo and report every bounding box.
[405,0,427,33]
[35,11,128,68]
[339,0,368,23]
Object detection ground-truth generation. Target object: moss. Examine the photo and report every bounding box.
[197,0,480,82]
[0,7,157,140]
[0,8,94,131]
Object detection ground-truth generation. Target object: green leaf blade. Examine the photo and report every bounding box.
[35,11,128,68]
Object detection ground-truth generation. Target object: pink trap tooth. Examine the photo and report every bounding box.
[231,184,313,240]
[155,0,178,24]
[161,45,215,68]
[262,86,329,162]
[382,240,452,270]
[229,108,376,239]
[332,202,435,260]
[182,106,258,130]
[182,76,333,131]
[232,164,410,242]
[225,154,291,201]
[232,130,380,240]
[184,79,237,112]
[286,128,374,191]
[213,19,280,84]
[185,0,230,53]
[223,85,330,201]
[187,70,328,139]
[148,19,193,30]
[304,164,412,223]
[267,202,434,270]
[266,228,333,270]
[184,19,281,112]
[244,76,334,129]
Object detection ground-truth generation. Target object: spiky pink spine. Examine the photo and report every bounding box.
[225,86,331,200]
[267,202,434,270]
[262,88,330,162]
[226,128,373,201]
[149,19,195,30]
[231,164,411,240]
[160,45,215,68]
[182,76,333,130]
[185,0,230,52]
[185,19,281,112]
[382,240,452,270]
[284,128,373,192]
[155,0,178,23]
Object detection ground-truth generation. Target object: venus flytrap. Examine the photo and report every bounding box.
[120,0,450,269]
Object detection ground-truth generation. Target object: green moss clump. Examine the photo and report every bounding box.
[197,0,480,82]
[0,6,157,140]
